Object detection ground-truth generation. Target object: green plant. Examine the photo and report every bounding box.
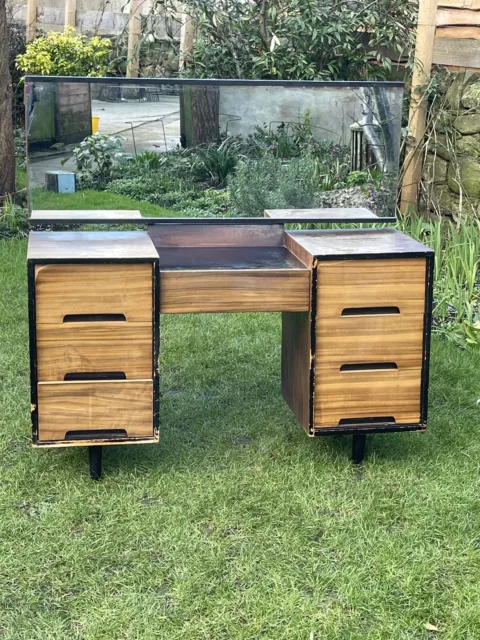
[229,153,318,216]
[106,174,187,203]
[71,134,129,188]
[14,127,26,170]
[397,214,480,349]
[129,151,165,174]
[151,0,416,80]
[0,196,28,237]
[7,17,26,124]
[191,139,244,187]
[346,170,369,187]
[16,26,112,76]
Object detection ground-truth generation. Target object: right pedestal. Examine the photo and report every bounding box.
[282,228,434,438]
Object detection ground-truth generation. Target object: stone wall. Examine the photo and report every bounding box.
[423,71,480,220]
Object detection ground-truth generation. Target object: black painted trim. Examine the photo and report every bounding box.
[152,259,160,441]
[420,252,434,426]
[313,424,425,437]
[25,75,404,88]
[29,216,397,227]
[27,261,39,443]
[308,261,318,434]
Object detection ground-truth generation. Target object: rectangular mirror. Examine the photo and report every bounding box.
[25,77,403,222]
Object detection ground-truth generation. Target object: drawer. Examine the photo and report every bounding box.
[35,264,153,323]
[316,258,426,318]
[315,314,424,370]
[37,380,154,442]
[36,321,152,381]
[314,366,422,428]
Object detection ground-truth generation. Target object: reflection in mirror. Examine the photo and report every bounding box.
[26,78,403,220]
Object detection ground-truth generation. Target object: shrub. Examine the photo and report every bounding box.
[106,175,186,203]
[71,134,129,188]
[7,19,26,124]
[190,140,243,187]
[0,197,28,238]
[150,0,416,80]
[16,27,112,76]
[228,154,319,216]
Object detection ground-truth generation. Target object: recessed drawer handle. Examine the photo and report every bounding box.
[341,307,400,316]
[65,429,127,440]
[340,363,398,372]
[63,314,127,323]
[338,417,396,426]
[64,372,127,381]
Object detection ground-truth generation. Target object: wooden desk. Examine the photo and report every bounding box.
[27,223,433,477]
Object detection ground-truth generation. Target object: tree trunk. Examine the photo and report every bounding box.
[191,86,220,147]
[0,0,15,199]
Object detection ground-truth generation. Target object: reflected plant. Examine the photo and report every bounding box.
[70,134,129,188]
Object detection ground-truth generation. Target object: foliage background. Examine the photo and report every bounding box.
[150,0,417,80]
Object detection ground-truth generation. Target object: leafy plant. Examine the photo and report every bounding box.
[7,17,26,124]
[346,170,369,187]
[129,151,165,174]
[0,196,28,238]
[71,134,129,188]
[191,139,244,187]
[16,26,112,76]
[106,174,187,203]
[397,215,480,349]
[229,153,319,215]
[150,0,416,80]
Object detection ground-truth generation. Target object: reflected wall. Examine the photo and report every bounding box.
[25,77,403,220]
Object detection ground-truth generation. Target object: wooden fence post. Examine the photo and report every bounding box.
[400,0,438,213]
[26,0,37,42]
[179,4,194,71]
[65,0,77,28]
[127,0,142,78]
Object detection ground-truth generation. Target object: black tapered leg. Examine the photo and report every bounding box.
[88,446,103,480]
[352,434,367,464]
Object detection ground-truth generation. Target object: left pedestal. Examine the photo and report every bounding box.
[27,231,160,468]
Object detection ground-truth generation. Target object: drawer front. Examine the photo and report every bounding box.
[36,322,152,381]
[316,314,424,370]
[37,380,154,442]
[316,258,426,318]
[160,269,310,313]
[35,264,153,323]
[314,366,422,428]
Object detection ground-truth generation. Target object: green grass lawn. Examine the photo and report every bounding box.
[1,237,480,639]
[30,188,177,218]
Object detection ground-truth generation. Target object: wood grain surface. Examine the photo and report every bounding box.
[35,264,153,323]
[36,322,152,381]
[37,380,153,441]
[28,231,158,261]
[314,366,422,427]
[149,224,285,248]
[433,36,480,67]
[315,315,424,370]
[30,210,142,220]
[265,207,379,219]
[160,269,311,313]
[281,311,312,431]
[286,229,433,260]
[316,259,427,317]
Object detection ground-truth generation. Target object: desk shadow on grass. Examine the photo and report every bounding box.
[65,312,455,479]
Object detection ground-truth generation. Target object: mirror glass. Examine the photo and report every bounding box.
[25,77,403,220]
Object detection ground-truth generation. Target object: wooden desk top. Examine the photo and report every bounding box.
[286,228,433,267]
[30,210,142,220]
[28,231,158,262]
[265,207,380,220]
